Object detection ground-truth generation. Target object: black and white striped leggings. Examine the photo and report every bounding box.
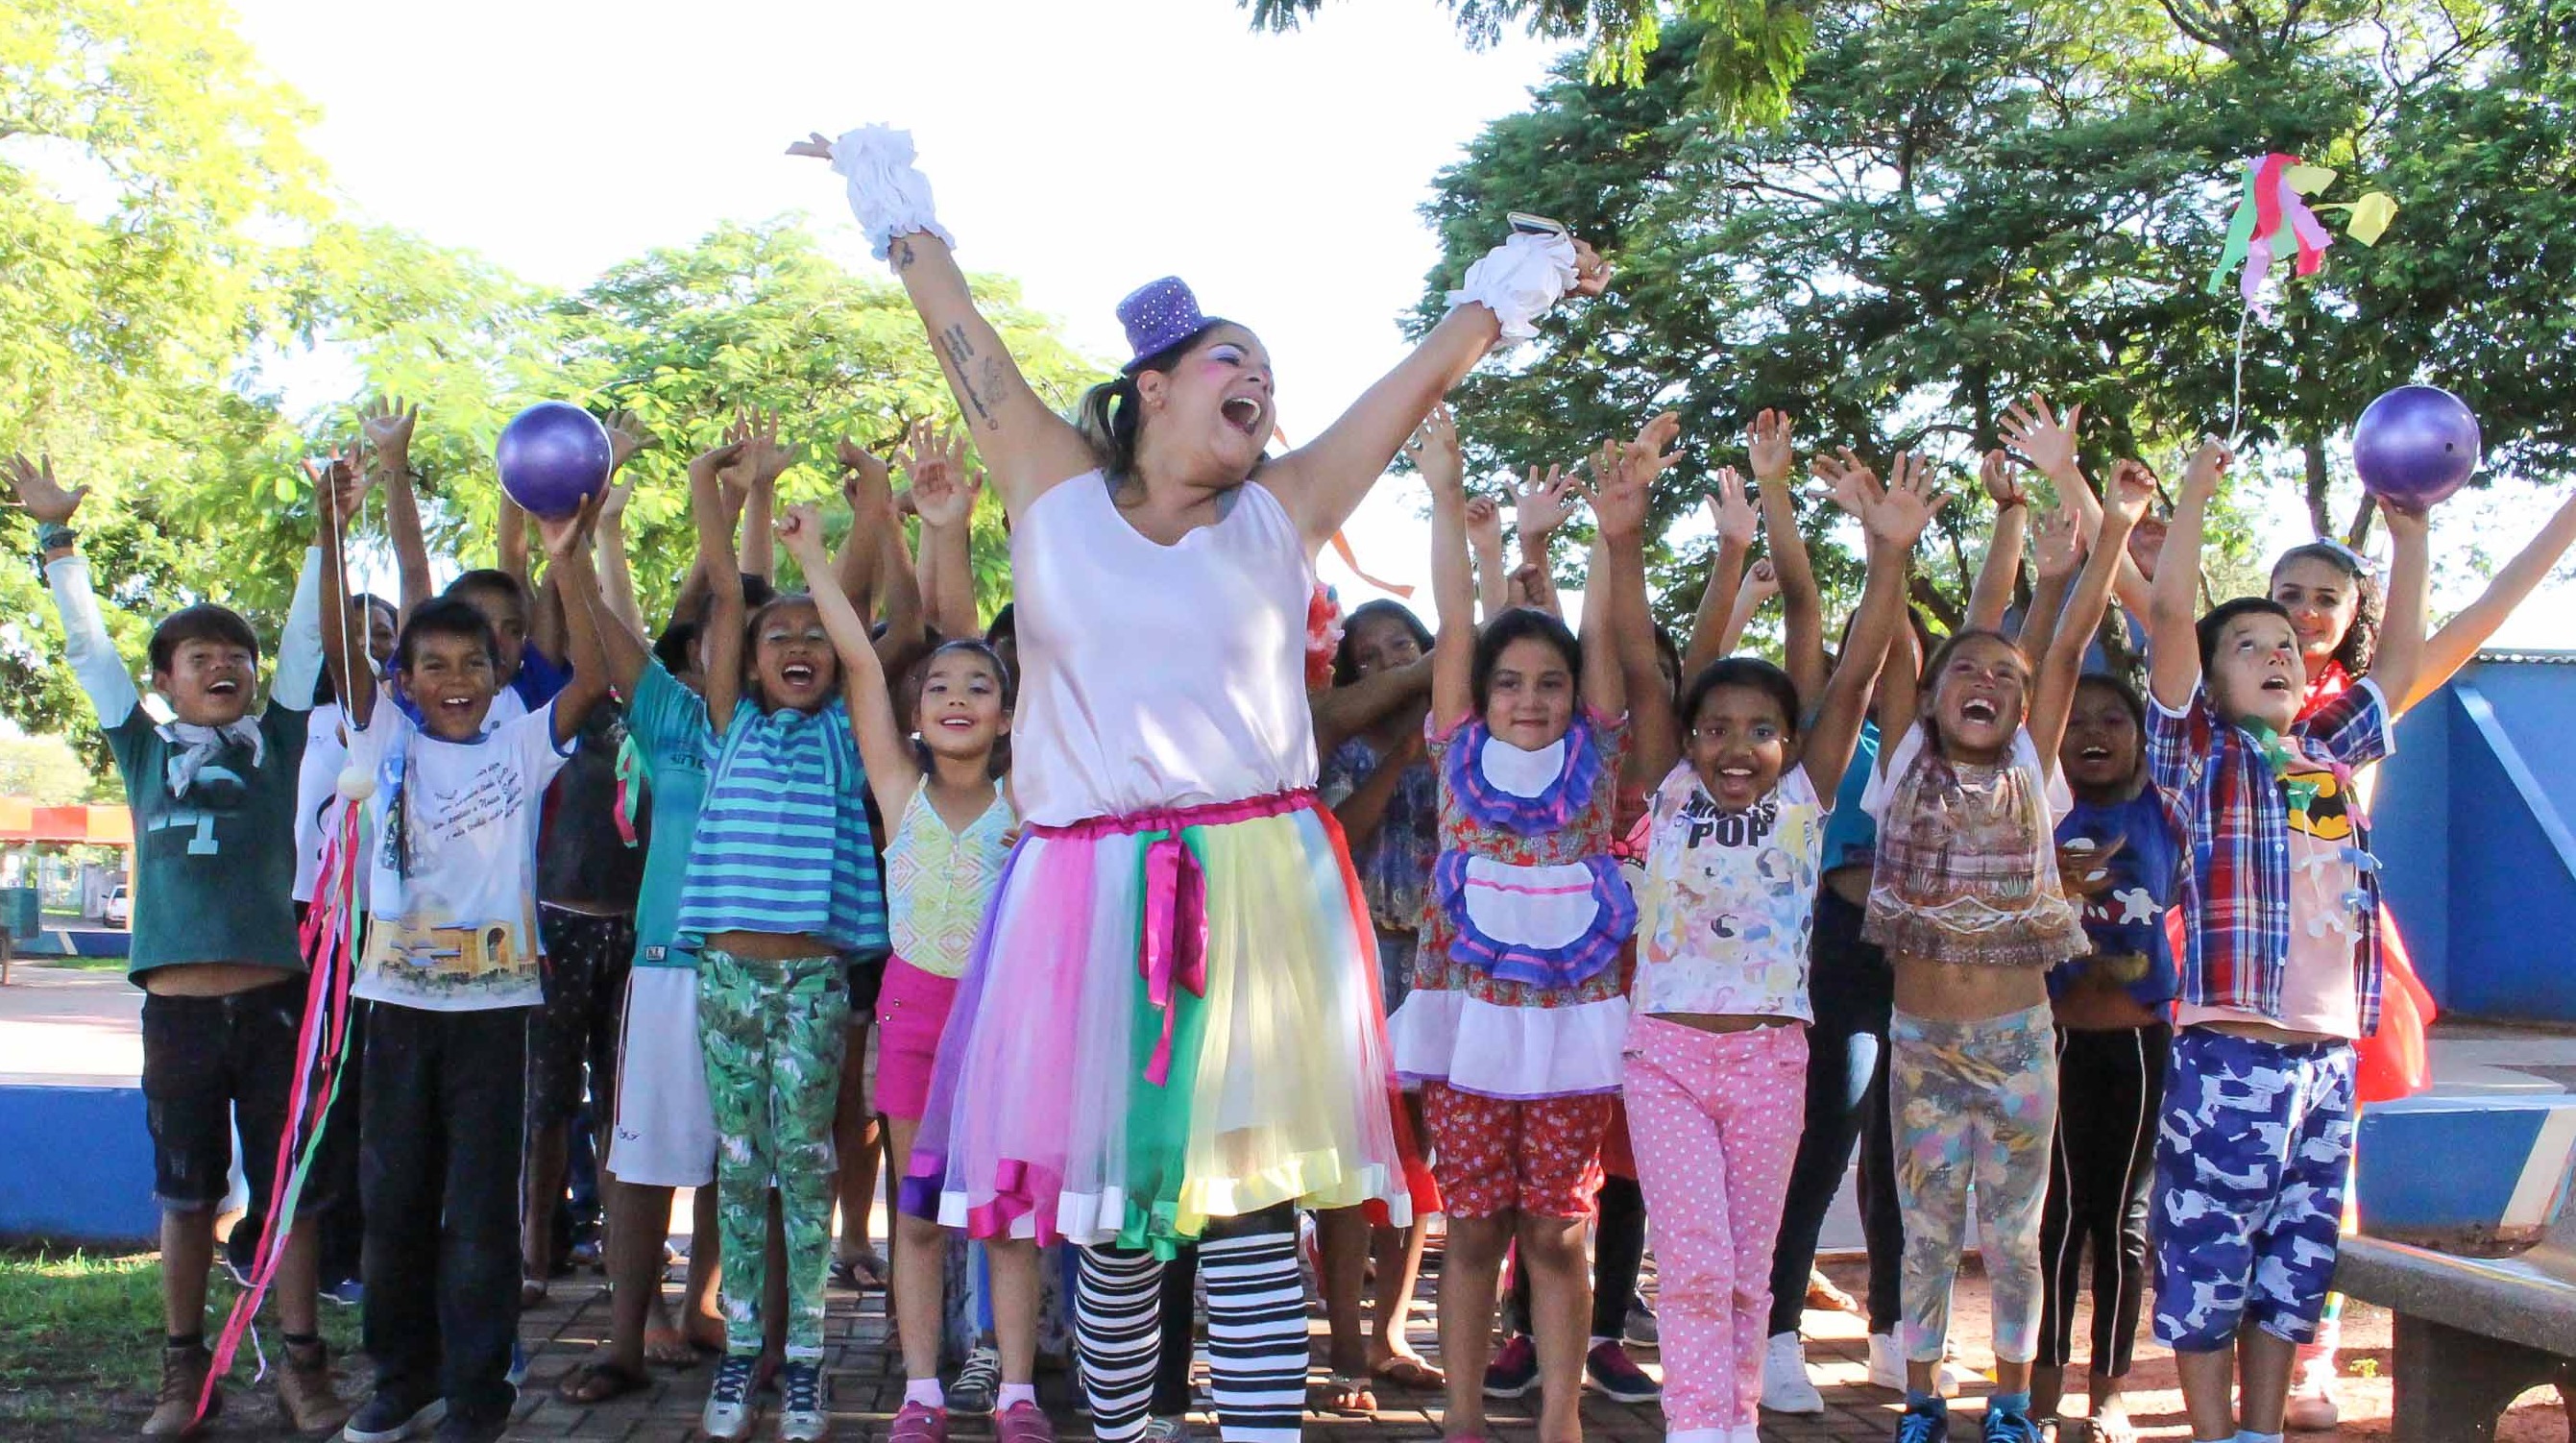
[1078,1204,1305,1443]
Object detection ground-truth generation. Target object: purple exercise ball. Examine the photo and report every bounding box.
[2353,384,2480,510]
[495,402,613,520]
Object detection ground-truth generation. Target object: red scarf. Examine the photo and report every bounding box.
[2297,658,2353,723]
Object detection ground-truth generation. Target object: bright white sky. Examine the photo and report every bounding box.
[229,0,2571,645]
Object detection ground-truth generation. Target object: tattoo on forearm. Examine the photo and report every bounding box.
[938,325,992,424]
[895,239,916,271]
[977,358,1008,432]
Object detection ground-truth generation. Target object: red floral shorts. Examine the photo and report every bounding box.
[1422,1082,1612,1220]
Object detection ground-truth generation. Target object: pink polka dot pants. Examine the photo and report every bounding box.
[1623,1015,1808,1436]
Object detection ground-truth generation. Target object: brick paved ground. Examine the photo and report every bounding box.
[492,1240,2575,1442]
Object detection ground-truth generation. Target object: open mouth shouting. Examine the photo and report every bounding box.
[2078,744,2112,763]
[206,677,242,697]
[1221,395,1265,437]
[780,661,819,689]
[1959,697,2001,725]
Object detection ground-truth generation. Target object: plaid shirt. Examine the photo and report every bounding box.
[2148,678,2392,1035]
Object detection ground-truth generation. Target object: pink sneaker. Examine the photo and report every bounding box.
[891,1402,949,1443]
[996,1400,1057,1443]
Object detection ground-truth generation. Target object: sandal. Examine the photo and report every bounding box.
[2086,1407,2138,1443]
[1372,1354,1445,1390]
[1312,1373,1377,1416]
[556,1357,651,1404]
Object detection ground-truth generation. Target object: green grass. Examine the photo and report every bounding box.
[28,955,125,971]
[0,1246,362,1437]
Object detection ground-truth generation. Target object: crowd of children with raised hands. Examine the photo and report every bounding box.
[18,284,2576,1443]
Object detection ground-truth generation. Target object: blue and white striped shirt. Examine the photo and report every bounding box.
[675,697,887,956]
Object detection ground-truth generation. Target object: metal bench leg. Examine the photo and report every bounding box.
[2392,1313,2571,1441]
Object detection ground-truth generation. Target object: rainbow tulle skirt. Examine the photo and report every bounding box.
[900,790,1422,1255]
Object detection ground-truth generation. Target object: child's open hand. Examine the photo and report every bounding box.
[2032,505,2084,581]
[3,452,87,526]
[1810,447,1880,520]
[1514,462,1580,537]
[357,397,418,471]
[603,408,655,474]
[775,501,831,564]
[900,422,979,530]
[2002,392,2082,480]
[1747,408,1794,485]
[1859,451,1946,550]
[1705,466,1758,549]
[1404,404,1464,498]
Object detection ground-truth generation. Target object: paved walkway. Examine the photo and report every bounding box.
[496,1243,2494,1442]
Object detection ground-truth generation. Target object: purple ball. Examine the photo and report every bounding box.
[2353,384,2480,510]
[495,402,612,520]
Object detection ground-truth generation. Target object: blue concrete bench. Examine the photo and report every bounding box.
[0,1083,158,1244]
[2338,1128,2576,1439]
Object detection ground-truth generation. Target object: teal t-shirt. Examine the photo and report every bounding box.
[106,703,312,981]
[625,660,710,968]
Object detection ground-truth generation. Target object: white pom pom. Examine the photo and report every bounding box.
[336,766,376,802]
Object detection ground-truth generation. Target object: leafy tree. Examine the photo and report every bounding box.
[343,220,1100,629]
[1240,0,1814,126]
[1406,0,2566,628]
[0,0,339,756]
[0,3,1106,753]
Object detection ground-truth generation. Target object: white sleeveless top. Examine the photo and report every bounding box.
[1010,473,1318,825]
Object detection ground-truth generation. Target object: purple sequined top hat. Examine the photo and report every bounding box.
[1116,277,1224,373]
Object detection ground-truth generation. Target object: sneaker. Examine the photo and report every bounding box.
[1623,1297,1660,1347]
[276,1340,353,1434]
[142,1342,219,1437]
[1140,1417,1203,1443]
[505,1341,529,1389]
[950,1346,1003,1415]
[1760,1332,1823,1414]
[322,1276,365,1308]
[890,1401,949,1443]
[1867,1333,1907,1392]
[1482,1333,1539,1399]
[428,1417,506,1443]
[1585,1340,1661,1403]
[341,1391,444,1443]
[701,1354,759,1441]
[1865,1333,1970,1396]
[1980,1404,2041,1443]
[778,1359,830,1442]
[996,1400,1057,1443]
[1896,1400,1950,1443]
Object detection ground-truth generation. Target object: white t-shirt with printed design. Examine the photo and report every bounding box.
[347,697,573,1011]
[1634,761,1827,1023]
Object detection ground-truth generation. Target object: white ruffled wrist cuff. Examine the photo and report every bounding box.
[831,125,956,261]
[1446,232,1579,344]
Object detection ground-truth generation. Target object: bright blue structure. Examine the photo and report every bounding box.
[2373,652,2576,1022]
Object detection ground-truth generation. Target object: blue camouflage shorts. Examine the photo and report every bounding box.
[2151,1027,2356,1351]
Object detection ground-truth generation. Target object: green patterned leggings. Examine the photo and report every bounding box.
[697,947,850,1357]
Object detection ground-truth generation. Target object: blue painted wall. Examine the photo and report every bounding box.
[2375,656,2576,1021]
[0,1085,158,1243]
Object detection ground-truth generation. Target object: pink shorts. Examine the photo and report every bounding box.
[872,956,960,1122]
